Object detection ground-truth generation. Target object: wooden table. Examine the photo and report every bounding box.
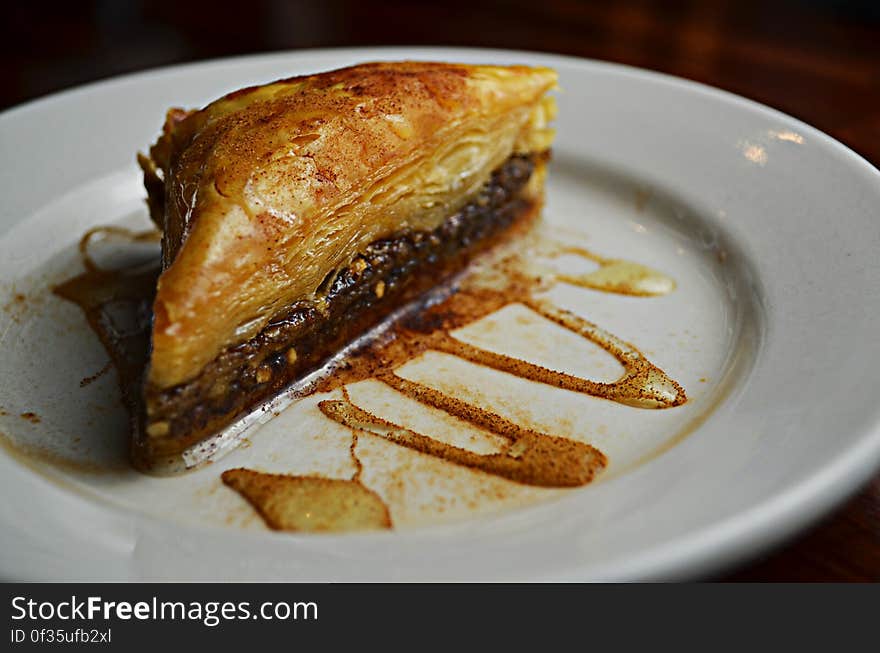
[3,0,879,581]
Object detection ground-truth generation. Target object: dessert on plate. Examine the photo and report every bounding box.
[134,60,557,470]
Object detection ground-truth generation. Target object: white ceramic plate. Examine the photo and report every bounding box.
[1,47,879,581]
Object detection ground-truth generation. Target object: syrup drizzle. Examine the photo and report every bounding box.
[77,226,161,274]
[319,374,607,487]
[53,227,160,403]
[220,468,393,532]
[55,223,685,532]
[535,242,676,297]
[302,240,682,495]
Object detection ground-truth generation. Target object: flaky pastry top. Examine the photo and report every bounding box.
[141,61,557,389]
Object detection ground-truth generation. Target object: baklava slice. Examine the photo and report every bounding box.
[136,61,557,471]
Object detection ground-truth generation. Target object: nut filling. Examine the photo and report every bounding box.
[139,153,543,461]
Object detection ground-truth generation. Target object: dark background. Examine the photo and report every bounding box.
[2,0,879,581]
[4,0,880,165]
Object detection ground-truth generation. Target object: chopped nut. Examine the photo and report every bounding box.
[374,280,385,298]
[256,366,272,383]
[208,379,229,398]
[147,421,170,437]
[286,347,298,365]
[350,258,368,274]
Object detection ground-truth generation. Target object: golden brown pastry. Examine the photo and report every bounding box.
[136,61,557,469]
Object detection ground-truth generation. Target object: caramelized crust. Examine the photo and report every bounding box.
[142,61,557,389]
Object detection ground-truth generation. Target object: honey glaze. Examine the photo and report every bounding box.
[534,242,676,297]
[221,468,392,532]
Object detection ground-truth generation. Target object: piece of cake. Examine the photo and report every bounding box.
[135,61,557,470]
